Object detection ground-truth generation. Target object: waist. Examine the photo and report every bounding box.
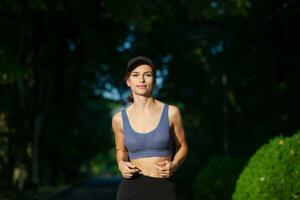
[130,156,172,178]
[124,173,173,182]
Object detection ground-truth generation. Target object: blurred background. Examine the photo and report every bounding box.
[0,0,299,199]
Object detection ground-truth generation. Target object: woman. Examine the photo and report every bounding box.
[112,56,188,200]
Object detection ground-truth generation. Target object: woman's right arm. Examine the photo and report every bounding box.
[112,112,140,178]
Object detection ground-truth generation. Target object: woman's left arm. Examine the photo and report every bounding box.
[156,105,188,176]
[169,105,188,171]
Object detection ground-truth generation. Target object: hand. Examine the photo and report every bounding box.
[155,160,178,178]
[118,161,142,178]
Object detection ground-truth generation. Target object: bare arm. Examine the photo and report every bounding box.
[155,105,188,177]
[112,112,128,164]
[112,112,140,178]
[169,105,188,170]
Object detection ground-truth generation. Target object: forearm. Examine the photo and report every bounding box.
[172,143,188,169]
[116,150,129,164]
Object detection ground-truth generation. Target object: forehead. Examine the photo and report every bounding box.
[131,64,153,73]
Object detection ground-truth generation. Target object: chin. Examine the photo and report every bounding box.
[135,92,152,97]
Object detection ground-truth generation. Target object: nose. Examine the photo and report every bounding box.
[139,76,145,82]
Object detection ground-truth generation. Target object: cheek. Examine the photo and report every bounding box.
[147,77,155,83]
[151,79,156,86]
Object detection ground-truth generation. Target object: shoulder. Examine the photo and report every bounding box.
[167,104,183,124]
[167,104,185,130]
[112,111,123,130]
[168,104,181,117]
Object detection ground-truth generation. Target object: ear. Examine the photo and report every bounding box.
[126,78,131,87]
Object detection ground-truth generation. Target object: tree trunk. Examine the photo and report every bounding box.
[32,112,45,185]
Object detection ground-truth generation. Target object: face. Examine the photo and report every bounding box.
[126,64,155,97]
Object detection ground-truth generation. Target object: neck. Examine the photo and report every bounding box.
[131,96,156,112]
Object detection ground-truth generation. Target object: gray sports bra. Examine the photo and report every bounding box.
[121,104,173,159]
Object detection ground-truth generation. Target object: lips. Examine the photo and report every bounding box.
[137,85,147,87]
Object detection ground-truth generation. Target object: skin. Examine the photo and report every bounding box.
[112,64,188,178]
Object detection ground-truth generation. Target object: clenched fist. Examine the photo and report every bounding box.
[118,161,142,178]
[155,160,178,178]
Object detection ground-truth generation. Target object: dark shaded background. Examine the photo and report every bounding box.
[0,0,299,199]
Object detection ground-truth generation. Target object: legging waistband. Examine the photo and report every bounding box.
[124,172,173,182]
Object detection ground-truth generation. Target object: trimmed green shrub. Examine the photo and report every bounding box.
[233,131,300,200]
[194,156,247,200]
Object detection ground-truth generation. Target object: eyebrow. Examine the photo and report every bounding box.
[131,71,153,74]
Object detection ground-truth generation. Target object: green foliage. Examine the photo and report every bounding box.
[194,156,247,200]
[101,0,252,32]
[41,98,113,183]
[3,0,50,13]
[0,50,26,84]
[233,131,300,200]
[80,148,119,177]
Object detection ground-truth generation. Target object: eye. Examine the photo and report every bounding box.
[146,73,152,77]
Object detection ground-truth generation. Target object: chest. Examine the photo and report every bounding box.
[127,112,164,133]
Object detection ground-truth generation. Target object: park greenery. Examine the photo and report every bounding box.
[194,156,247,200]
[0,0,299,199]
[233,131,300,200]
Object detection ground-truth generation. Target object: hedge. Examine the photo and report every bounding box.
[233,131,300,200]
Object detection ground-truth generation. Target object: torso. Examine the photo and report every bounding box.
[131,156,172,177]
[123,100,173,177]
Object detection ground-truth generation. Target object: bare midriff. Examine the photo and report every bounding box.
[130,156,172,178]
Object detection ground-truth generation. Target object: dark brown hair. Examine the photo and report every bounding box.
[124,56,156,103]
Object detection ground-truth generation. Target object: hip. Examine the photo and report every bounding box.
[117,173,176,200]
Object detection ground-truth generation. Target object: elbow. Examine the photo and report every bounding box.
[184,143,189,156]
[176,142,188,154]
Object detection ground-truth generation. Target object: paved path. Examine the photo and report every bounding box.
[45,176,121,200]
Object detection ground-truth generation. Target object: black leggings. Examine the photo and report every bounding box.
[116,173,177,200]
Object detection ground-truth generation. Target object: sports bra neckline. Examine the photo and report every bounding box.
[124,103,166,135]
